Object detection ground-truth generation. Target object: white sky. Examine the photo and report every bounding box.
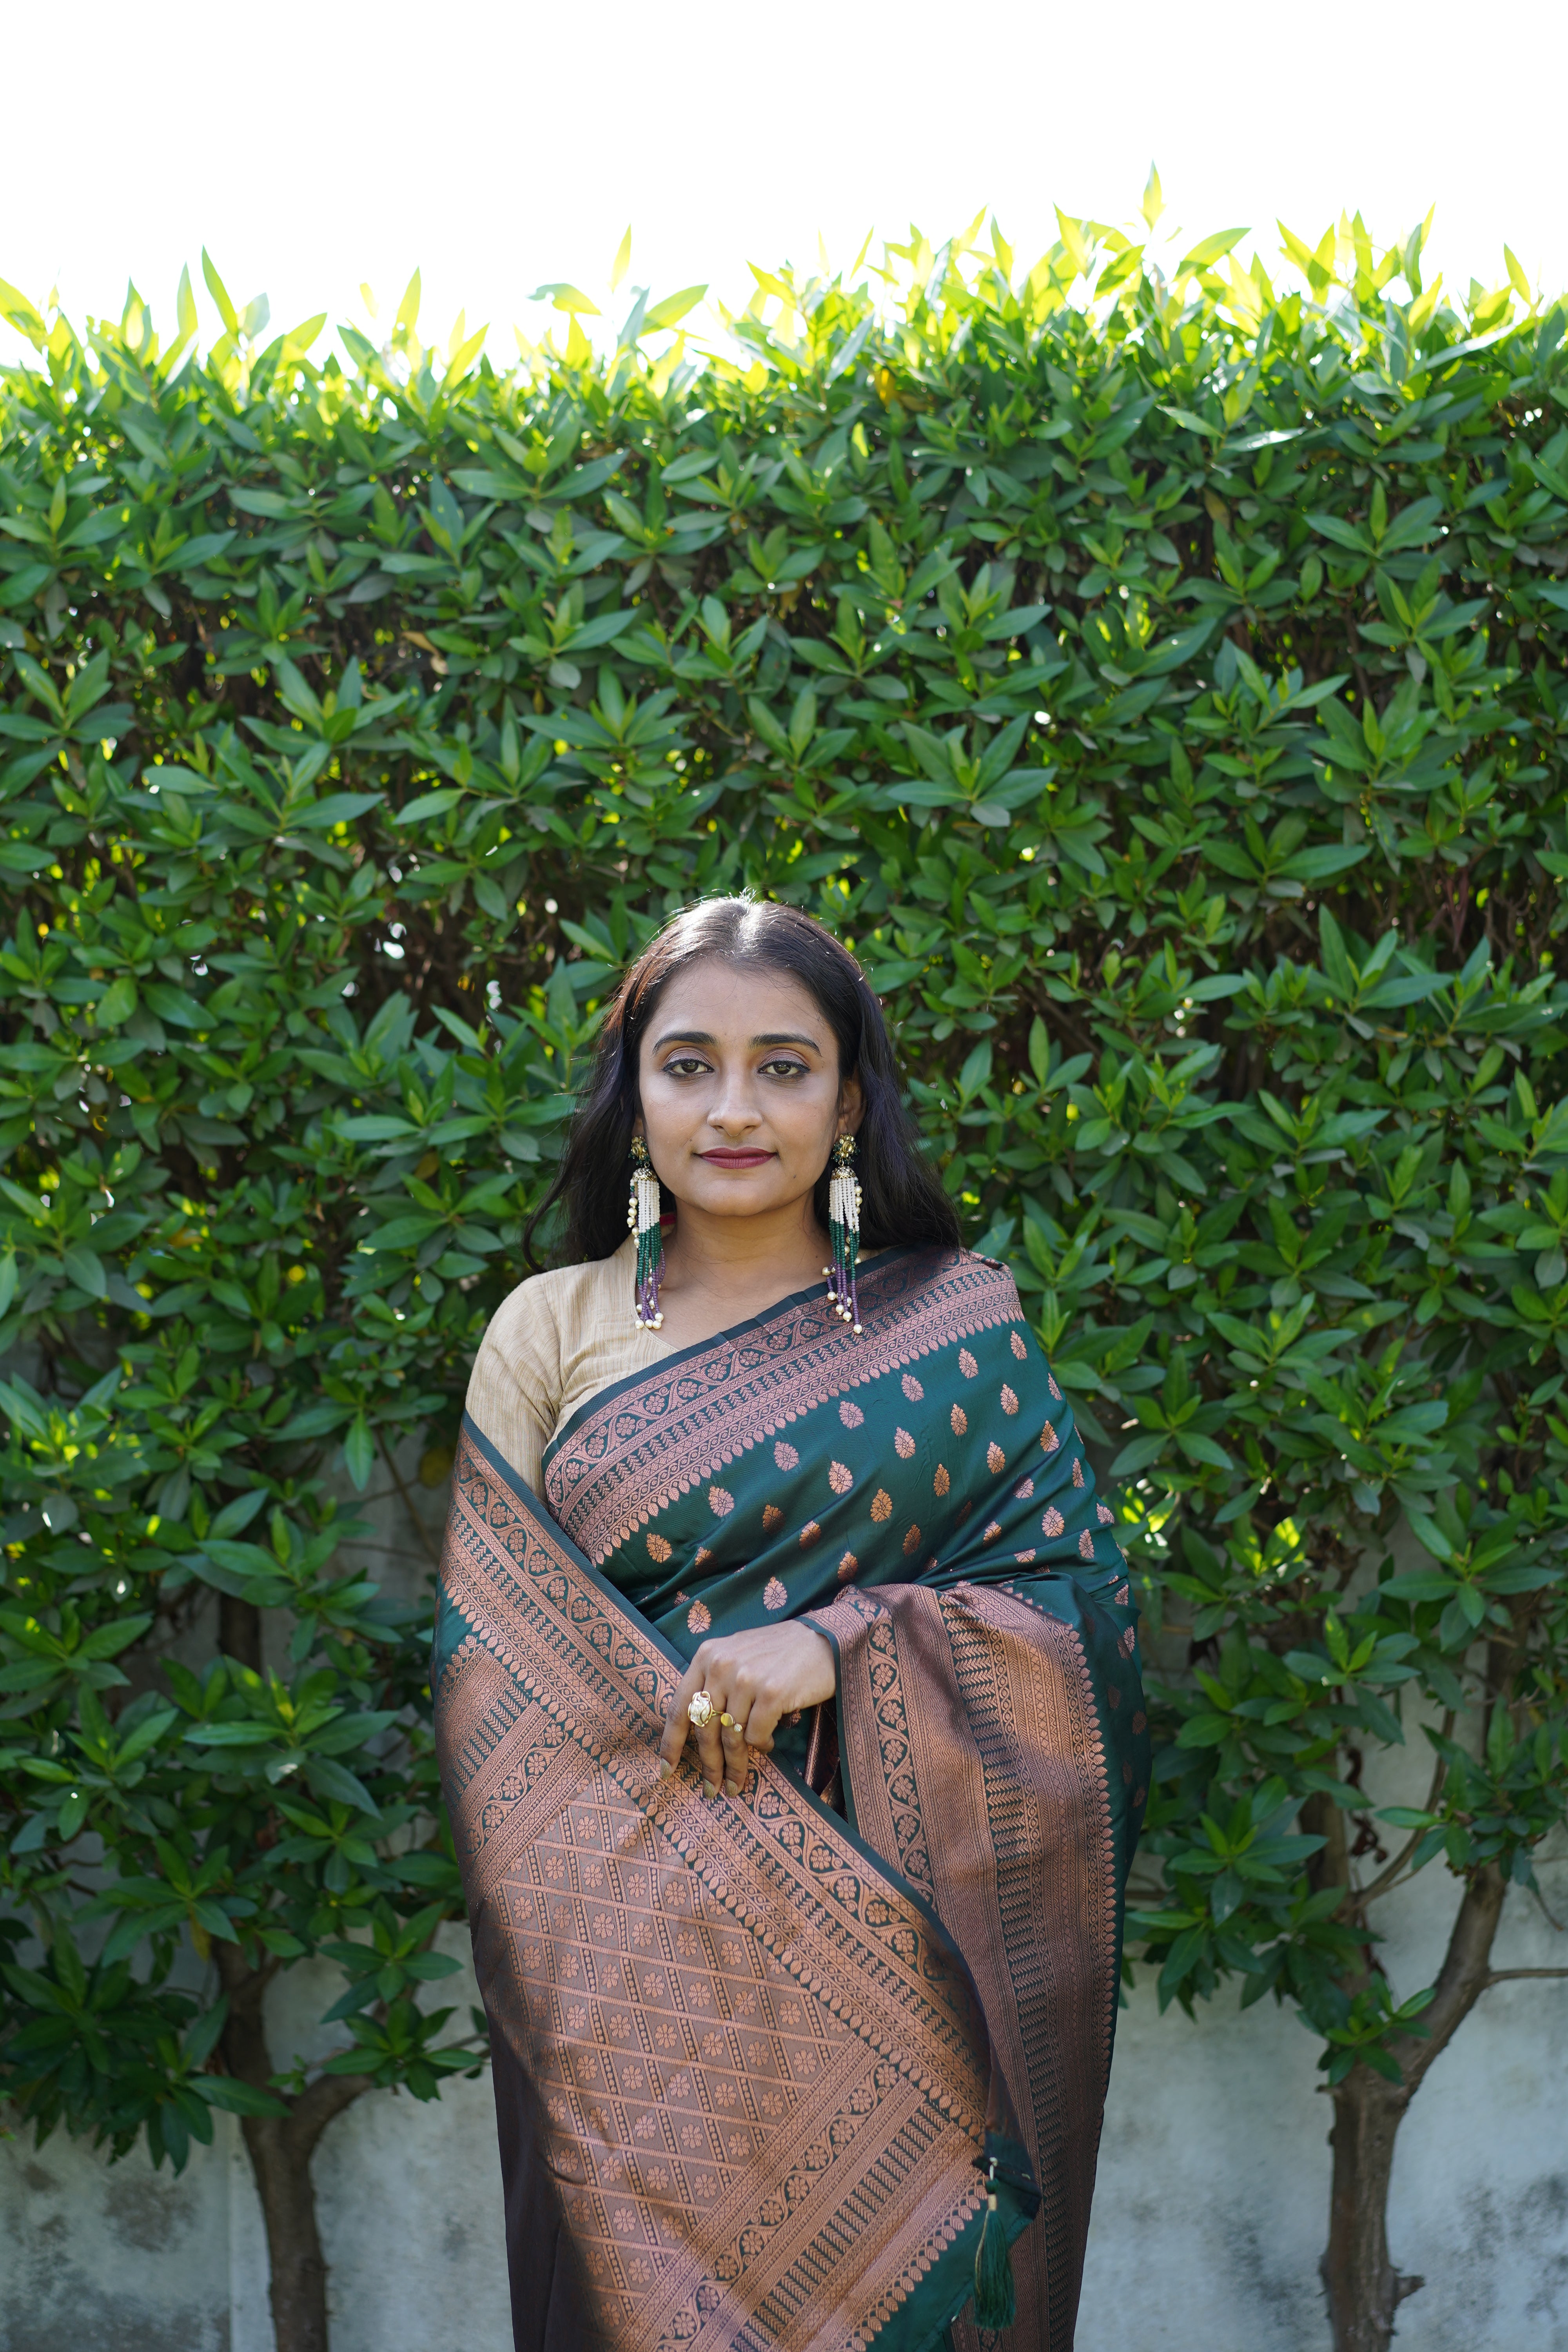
[3,0,1566,363]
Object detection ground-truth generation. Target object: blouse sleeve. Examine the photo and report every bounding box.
[463,1275,563,1497]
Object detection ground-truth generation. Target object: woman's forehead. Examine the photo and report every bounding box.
[650,958,824,1037]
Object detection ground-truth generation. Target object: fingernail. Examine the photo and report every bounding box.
[657,1759,673,1779]
[723,1780,741,1799]
[702,1780,719,1800]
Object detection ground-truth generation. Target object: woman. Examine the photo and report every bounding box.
[434,898,1148,2352]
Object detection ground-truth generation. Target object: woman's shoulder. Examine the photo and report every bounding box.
[886,1241,1027,1332]
[905,1241,1024,1298]
[484,1243,632,1355]
[957,1245,1026,1310]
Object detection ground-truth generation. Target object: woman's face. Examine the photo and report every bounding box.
[636,958,861,1226]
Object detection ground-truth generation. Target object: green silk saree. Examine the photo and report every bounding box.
[434,1245,1148,2352]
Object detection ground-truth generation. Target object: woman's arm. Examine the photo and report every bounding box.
[464,1277,563,1493]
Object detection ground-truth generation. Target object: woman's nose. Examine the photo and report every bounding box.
[708,1073,762,1132]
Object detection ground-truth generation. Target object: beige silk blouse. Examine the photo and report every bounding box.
[464,1234,670,1494]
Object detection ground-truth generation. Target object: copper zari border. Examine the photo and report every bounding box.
[544,1249,1021,1565]
[810,1577,1118,2352]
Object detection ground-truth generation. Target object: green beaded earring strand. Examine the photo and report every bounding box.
[627,1136,665,1328]
[824,1132,862,1333]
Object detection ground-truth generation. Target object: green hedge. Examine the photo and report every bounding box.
[1,211,1566,2198]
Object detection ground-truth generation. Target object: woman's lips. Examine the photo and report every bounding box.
[698,1148,774,1167]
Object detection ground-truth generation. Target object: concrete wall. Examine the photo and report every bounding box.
[5,1449,1566,2350]
[8,1867,1564,2352]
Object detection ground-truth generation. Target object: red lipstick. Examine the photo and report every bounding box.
[698,1148,774,1167]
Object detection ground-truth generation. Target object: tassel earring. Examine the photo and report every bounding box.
[627,1137,664,1329]
[824,1132,862,1333]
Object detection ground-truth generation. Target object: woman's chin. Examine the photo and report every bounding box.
[678,1176,798,1220]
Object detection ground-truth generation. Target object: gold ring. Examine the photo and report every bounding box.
[687,1691,714,1730]
[719,1712,735,1729]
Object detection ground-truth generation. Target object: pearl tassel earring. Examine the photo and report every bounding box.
[824,1133,862,1333]
[627,1137,664,1328]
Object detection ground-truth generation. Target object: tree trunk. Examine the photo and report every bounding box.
[1319,1862,1508,2351]
[217,1946,370,2352]
[1321,2069,1420,2351]
[220,1592,263,1673]
[241,2109,337,2352]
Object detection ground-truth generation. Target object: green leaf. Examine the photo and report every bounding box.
[193,2076,289,2116]
[531,283,601,317]
[644,286,707,333]
[395,789,465,826]
[76,1614,153,1662]
[305,1757,381,1817]
[95,975,138,1028]
[1178,227,1250,272]
[343,1417,376,1490]
[201,250,239,335]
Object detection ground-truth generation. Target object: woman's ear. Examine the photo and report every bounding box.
[837,1072,866,1136]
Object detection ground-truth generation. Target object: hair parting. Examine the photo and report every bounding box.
[525,896,960,1268]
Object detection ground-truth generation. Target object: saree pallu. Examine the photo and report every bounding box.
[434,1246,1149,2352]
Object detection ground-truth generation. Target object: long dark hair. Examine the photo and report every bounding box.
[527,897,961,1267]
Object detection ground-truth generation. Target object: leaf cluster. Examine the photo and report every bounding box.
[3,212,1568,2143]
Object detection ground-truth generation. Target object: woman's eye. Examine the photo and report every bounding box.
[663,1056,710,1078]
[760,1059,807,1079]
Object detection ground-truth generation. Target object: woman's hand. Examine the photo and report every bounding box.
[659,1621,835,1798]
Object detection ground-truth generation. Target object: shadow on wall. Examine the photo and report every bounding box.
[4,1439,1564,2352]
[1,2126,231,2352]
[5,1900,1566,2352]
[1079,1867,1568,2352]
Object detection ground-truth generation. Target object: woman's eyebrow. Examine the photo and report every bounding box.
[652,1029,822,1052]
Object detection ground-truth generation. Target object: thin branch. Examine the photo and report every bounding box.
[1532,1882,1566,1934]
[1483,1968,1568,1987]
[331,1481,405,1513]
[376,1428,441,1569]
[334,1537,437,1572]
[287,2066,374,2163]
[1388,1862,1507,2094]
[1355,1711,1454,1908]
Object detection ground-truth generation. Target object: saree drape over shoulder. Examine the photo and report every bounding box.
[434,1246,1149,2352]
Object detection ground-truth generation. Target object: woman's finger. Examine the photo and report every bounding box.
[719,1715,750,1797]
[659,1646,711,1772]
[693,1684,728,1792]
[739,1685,783,1755]
[676,1644,728,1793]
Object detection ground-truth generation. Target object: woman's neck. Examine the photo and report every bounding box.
[652,1199,830,1348]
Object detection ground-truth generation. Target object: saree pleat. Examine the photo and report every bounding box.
[809,1575,1134,2352]
[489,2019,606,2351]
[436,1246,1147,2352]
